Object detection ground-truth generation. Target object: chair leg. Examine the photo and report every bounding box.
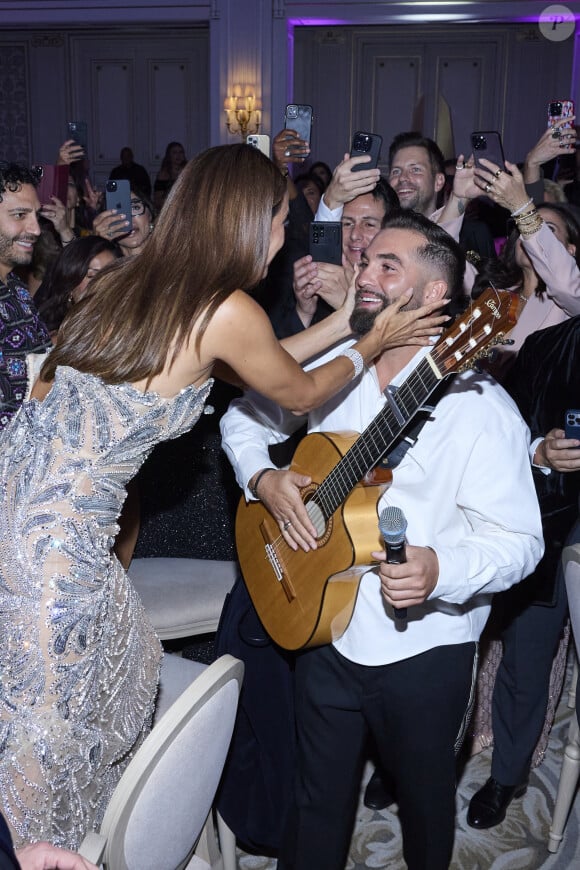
[193,811,223,869]
[569,655,578,710]
[217,811,237,870]
[548,714,580,853]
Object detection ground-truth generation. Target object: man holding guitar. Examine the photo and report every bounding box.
[221,210,543,870]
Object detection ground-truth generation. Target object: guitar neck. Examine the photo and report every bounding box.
[312,352,443,519]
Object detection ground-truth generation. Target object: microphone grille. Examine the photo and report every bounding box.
[379,506,407,544]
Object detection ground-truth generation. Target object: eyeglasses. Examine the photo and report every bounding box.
[131,199,147,216]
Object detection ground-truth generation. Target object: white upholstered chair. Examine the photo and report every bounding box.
[128,557,237,640]
[79,654,243,869]
[548,543,580,853]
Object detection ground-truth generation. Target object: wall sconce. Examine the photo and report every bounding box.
[224,86,261,139]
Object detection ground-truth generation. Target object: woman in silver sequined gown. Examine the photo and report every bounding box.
[0,368,212,848]
[0,144,447,849]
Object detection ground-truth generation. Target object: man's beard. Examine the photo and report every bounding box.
[349,288,420,335]
[0,233,36,269]
[349,292,390,335]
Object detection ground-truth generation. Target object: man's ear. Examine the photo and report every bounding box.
[434,172,446,194]
[423,279,447,302]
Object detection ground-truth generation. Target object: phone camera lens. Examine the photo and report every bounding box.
[287,105,298,119]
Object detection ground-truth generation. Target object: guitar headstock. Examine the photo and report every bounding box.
[431,288,520,376]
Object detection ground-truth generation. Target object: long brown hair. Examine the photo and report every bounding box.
[42,144,287,384]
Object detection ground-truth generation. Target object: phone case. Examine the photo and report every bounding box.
[36,164,69,206]
[471,131,505,169]
[309,221,342,265]
[105,179,133,230]
[66,120,88,151]
[565,409,580,441]
[350,132,383,172]
[547,99,575,130]
[284,104,313,145]
[246,134,270,156]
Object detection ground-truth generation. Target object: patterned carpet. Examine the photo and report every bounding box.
[234,664,580,870]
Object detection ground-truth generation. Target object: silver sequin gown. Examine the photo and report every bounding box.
[0,364,213,849]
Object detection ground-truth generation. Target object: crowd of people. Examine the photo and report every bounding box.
[0,109,579,869]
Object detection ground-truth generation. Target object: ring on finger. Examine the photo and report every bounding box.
[485,183,492,193]
[284,149,291,157]
[552,129,562,140]
[455,163,464,170]
[283,520,292,531]
[494,169,503,178]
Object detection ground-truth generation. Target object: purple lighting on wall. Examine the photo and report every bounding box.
[289,19,351,27]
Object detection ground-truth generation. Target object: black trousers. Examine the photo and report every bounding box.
[491,559,569,785]
[278,641,477,870]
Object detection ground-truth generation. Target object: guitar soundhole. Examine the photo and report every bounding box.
[303,484,333,545]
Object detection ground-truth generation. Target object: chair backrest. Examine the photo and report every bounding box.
[563,543,580,651]
[99,654,244,870]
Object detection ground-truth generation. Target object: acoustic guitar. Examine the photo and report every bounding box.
[235,288,519,650]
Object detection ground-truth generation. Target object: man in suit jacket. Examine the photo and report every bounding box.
[468,314,580,828]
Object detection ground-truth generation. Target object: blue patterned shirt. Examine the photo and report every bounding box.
[0,273,51,430]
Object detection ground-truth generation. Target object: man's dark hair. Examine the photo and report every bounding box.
[388,132,446,177]
[371,176,400,215]
[0,162,39,201]
[382,208,467,313]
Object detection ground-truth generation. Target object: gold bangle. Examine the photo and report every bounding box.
[519,214,543,238]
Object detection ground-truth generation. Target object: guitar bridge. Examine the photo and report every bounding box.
[265,543,283,581]
[260,521,296,602]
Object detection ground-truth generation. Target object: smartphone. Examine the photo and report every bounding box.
[246,134,270,156]
[66,120,88,152]
[471,131,505,170]
[350,131,383,172]
[548,99,575,131]
[548,100,575,150]
[36,164,69,206]
[284,104,313,147]
[309,221,342,266]
[105,179,132,231]
[565,409,580,441]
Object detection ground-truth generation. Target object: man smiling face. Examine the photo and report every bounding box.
[0,184,41,282]
[350,225,446,335]
[388,145,445,216]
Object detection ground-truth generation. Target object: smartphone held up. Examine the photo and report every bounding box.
[284,104,313,155]
[350,131,383,171]
[470,131,506,170]
[309,221,342,266]
[105,179,133,233]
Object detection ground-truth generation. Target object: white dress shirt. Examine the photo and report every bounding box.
[221,343,543,665]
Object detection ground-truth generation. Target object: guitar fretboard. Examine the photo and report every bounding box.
[311,353,442,520]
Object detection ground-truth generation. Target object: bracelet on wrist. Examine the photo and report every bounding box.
[510,198,533,217]
[514,208,543,238]
[249,467,275,500]
[340,347,364,379]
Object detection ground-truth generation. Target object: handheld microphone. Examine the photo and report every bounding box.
[379,505,408,621]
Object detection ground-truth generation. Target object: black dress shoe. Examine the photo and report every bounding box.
[467,776,528,829]
[363,768,396,810]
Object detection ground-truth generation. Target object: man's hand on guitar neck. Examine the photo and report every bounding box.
[373,544,439,611]
[251,468,319,551]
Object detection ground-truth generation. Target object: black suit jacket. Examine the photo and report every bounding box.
[503,315,580,602]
